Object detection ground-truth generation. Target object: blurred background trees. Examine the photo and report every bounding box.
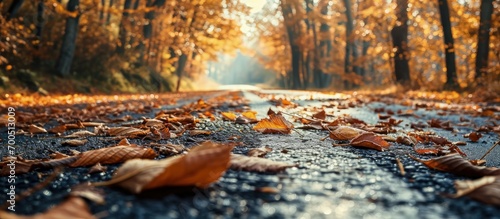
[0,0,498,94]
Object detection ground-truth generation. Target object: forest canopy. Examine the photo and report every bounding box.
[0,0,498,95]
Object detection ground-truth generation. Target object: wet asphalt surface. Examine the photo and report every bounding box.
[1,89,500,219]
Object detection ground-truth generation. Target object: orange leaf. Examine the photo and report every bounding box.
[189,130,212,136]
[349,132,390,151]
[253,114,294,134]
[93,141,234,193]
[221,112,237,121]
[107,127,149,138]
[329,126,365,141]
[410,153,500,178]
[0,196,95,219]
[230,154,297,172]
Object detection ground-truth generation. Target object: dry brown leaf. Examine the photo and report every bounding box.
[88,162,107,174]
[410,153,500,178]
[81,122,105,127]
[48,125,67,134]
[312,110,327,120]
[451,176,500,206]
[221,112,237,121]
[0,196,95,219]
[64,130,96,138]
[143,118,165,128]
[247,146,272,157]
[189,130,212,136]
[107,127,149,138]
[28,124,47,134]
[70,184,105,204]
[349,132,390,151]
[329,126,365,141]
[255,187,280,193]
[464,132,482,142]
[0,159,36,176]
[92,141,234,193]
[253,114,294,134]
[230,154,297,172]
[69,145,157,167]
[61,139,88,147]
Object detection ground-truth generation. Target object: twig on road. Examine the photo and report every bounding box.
[479,140,499,160]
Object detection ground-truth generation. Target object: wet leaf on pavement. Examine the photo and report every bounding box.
[410,153,500,178]
[349,132,390,151]
[230,154,297,172]
[92,141,234,193]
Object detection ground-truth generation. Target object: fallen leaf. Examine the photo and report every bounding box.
[312,110,326,120]
[189,130,212,136]
[70,184,105,204]
[28,124,47,134]
[253,113,294,134]
[149,143,185,156]
[88,162,107,174]
[48,125,67,134]
[221,112,237,121]
[255,187,280,193]
[464,132,482,142]
[39,145,157,169]
[0,196,95,219]
[329,126,365,141]
[450,176,500,206]
[107,127,149,138]
[247,146,272,157]
[61,139,88,147]
[92,141,234,193]
[64,130,96,138]
[349,132,390,151]
[230,154,297,172]
[241,111,258,121]
[410,153,500,178]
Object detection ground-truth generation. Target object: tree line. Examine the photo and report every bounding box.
[0,0,247,92]
[254,0,498,90]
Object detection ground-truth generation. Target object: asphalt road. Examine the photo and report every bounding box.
[1,89,499,218]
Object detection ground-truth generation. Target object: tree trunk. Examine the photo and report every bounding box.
[175,53,188,92]
[100,0,105,22]
[437,0,459,89]
[280,0,302,89]
[342,0,356,88]
[33,0,44,65]
[475,0,493,80]
[55,0,80,77]
[106,0,114,24]
[317,0,332,88]
[391,0,411,85]
[117,0,132,54]
[6,0,24,20]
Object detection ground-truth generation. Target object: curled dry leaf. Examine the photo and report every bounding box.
[107,127,149,138]
[39,145,157,169]
[253,114,294,134]
[349,132,390,151]
[410,153,500,178]
[94,142,234,194]
[61,139,88,147]
[451,176,500,206]
[0,196,95,219]
[329,126,365,141]
[247,146,272,157]
[230,154,297,173]
[48,125,67,134]
[64,130,96,138]
[28,124,47,134]
[92,141,234,194]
